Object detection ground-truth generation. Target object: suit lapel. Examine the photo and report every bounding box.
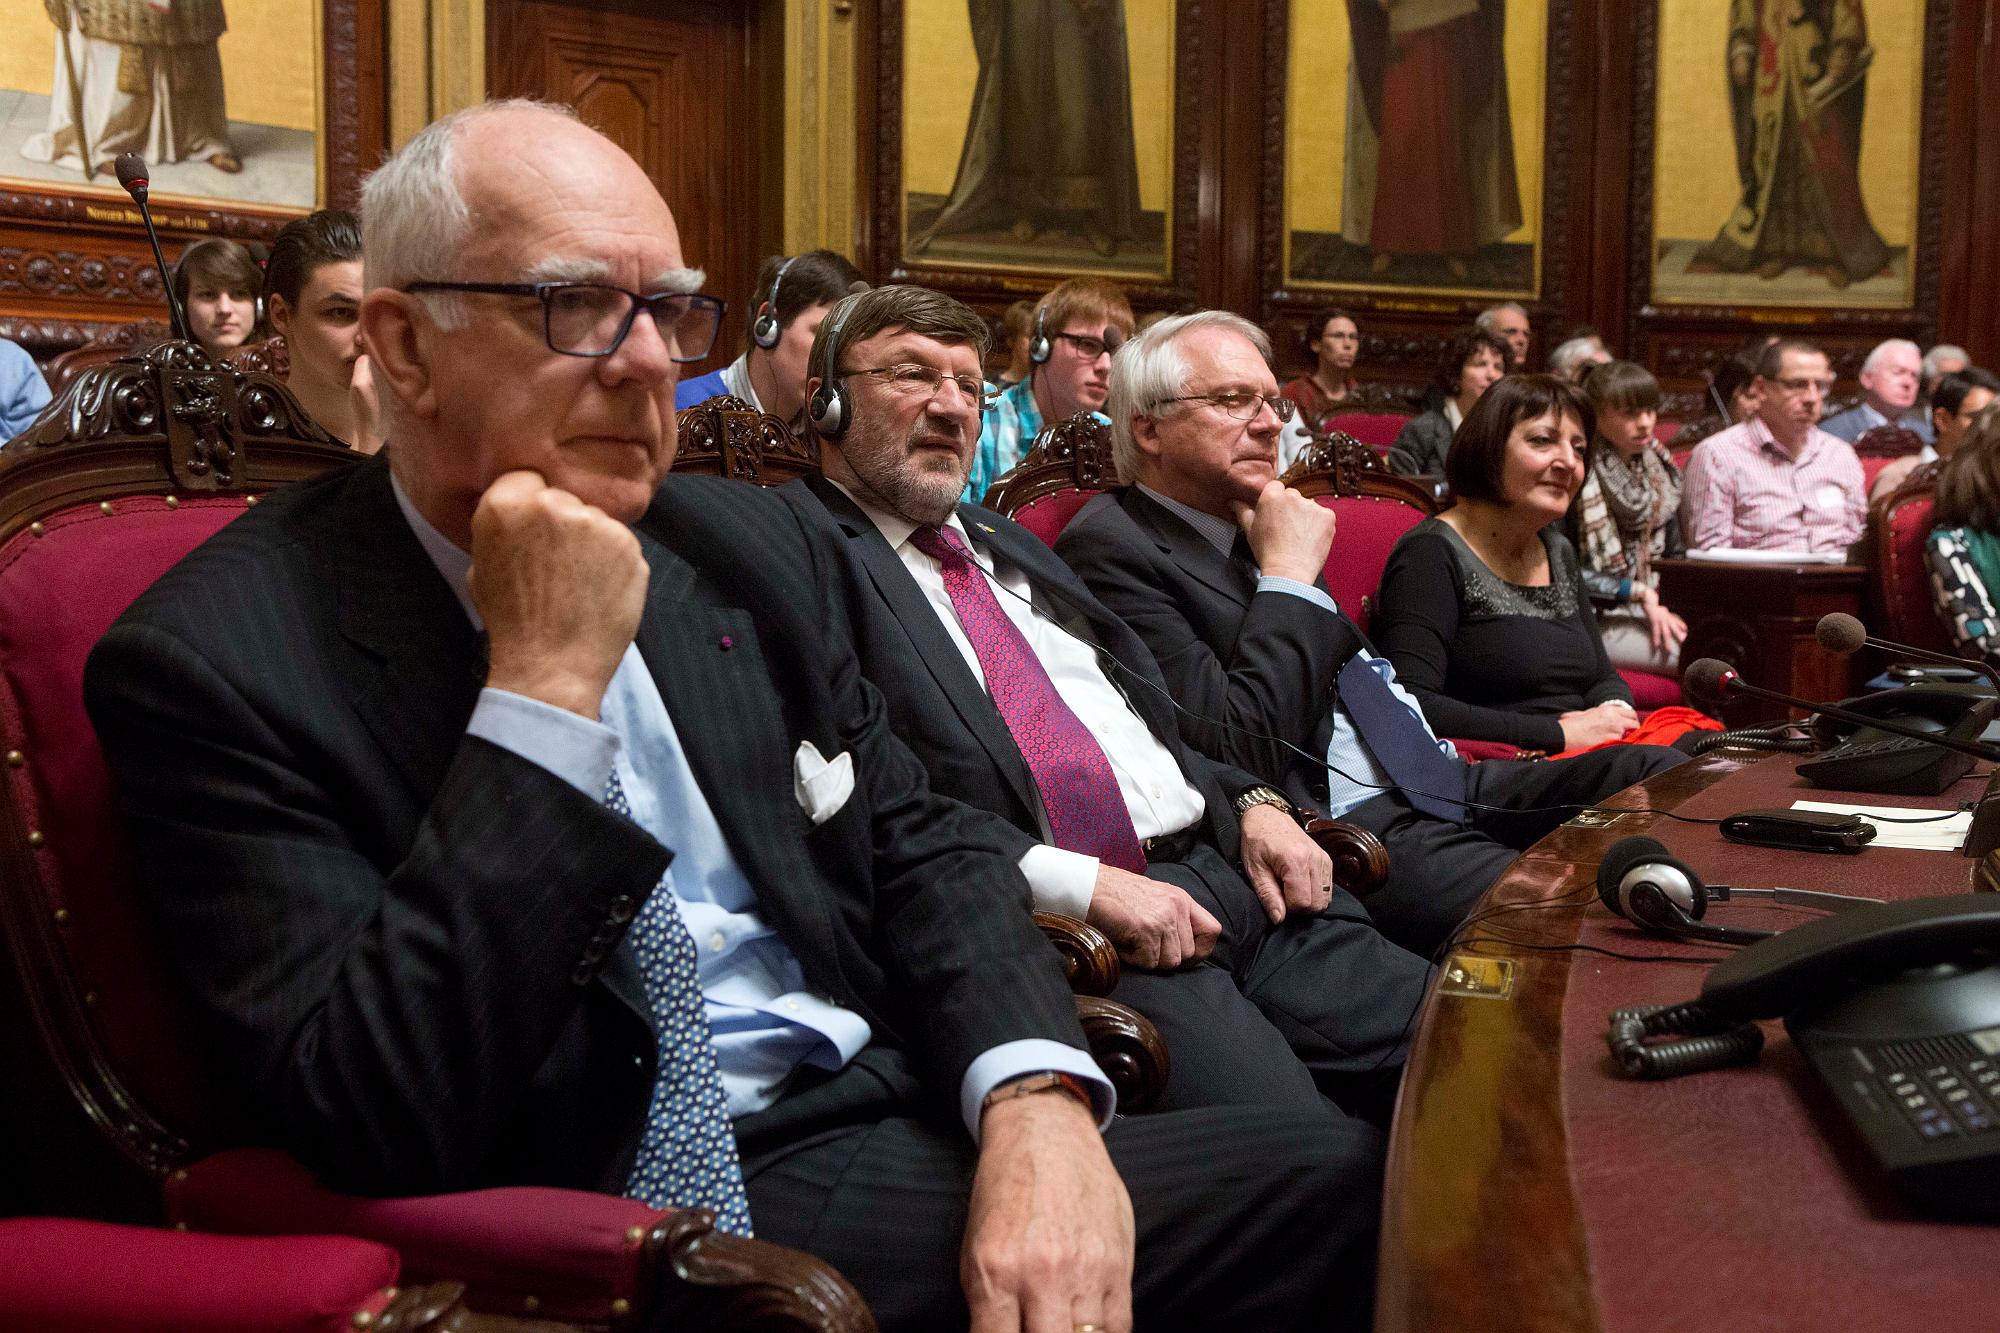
[1124,488,1257,609]
[628,530,850,995]
[330,459,487,806]
[811,478,1044,825]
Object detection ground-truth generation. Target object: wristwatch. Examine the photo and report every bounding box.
[1232,784,1297,821]
[980,1070,1095,1117]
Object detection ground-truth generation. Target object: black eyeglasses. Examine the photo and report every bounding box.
[1155,391,1297,423]
[1053,330,1124,361]
[401,281,725,362]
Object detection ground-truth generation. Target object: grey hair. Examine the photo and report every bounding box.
[360,98,579,328]
[1860,337,1921,377]
[1106,310,1272,480]
[1476,301,1528,334]
[1547,334,1608,379]
[1923,343,1969,379]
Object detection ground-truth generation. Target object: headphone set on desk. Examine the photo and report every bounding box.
[1595,835,1881,947]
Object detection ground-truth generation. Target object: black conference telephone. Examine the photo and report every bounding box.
[1796,683,1997,795]
[1619,896,2000,1219]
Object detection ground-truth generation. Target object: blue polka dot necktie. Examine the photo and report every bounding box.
[606,767,754,1237]
[909,522,1148,872]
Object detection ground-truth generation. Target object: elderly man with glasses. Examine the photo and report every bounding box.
[1679,337,1867,554]
[1056,312,1682,956]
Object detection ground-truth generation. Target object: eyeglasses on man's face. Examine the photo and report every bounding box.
[1053,330,1125,362]
[1771,376,1836,396]
[400,280,725,362]
[841,363,997,412]
[1155,390,1297,423]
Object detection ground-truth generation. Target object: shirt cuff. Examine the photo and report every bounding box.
[960,1039,1117,1140]
[1018,844,1099,919]
[465,688,620,799]
[1257,574,1339,617]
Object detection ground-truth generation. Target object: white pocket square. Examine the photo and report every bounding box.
[793,741,855,826]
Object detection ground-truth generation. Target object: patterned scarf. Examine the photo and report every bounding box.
[1576,440,1681,589]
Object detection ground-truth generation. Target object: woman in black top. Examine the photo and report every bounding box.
[1375,374,1638,753]
[1386,324,1512,480]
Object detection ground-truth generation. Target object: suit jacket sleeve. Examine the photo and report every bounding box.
[1058,509,1363,795]
[84,621,670,1195]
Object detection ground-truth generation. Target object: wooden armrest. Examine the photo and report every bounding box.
[1304,818,1390,895]
[1034,910,1119,996]
[169,1148,875,1332]
[1073,995,1170,1112]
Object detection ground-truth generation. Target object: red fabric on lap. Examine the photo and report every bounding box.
[0,1218,397,1332]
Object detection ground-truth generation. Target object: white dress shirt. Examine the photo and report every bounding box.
[839,484,1207,919]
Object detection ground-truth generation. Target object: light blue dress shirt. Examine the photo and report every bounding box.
[389,477,1111,1136]
[1136,486,1457,820]
[0,338,52,441]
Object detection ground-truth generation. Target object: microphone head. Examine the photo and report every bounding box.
[1816,612,1867,654]
[113,153,150,198]
[1682,657,1737,703]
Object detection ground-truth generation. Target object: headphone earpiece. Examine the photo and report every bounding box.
[1595,835,1776,947]
[1027,306,1052,365]
[807,291,857,438]
[751,255,798,351]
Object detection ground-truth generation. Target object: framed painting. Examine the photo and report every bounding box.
[873,0,1197,295]
[1279,0,1553,299]
[1643,0,1938,313]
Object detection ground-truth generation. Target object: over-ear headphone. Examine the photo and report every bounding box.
[1027,305,1052,365]
[806,292,859,438]
[1595,836,1879,947]
[751,255,798,351]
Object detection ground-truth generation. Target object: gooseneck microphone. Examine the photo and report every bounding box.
[1683,656,2000,764]
[1815,612,2000,696]
[114,153,191,344]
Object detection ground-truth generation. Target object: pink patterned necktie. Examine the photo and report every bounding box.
[909,523,1149,873]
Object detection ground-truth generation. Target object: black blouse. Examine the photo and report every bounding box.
[1372,518,1630,751]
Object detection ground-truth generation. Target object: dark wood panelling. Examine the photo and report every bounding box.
[0,0,387,357]
[488,0,765,373]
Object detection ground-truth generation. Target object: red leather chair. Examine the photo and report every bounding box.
[1868,465,1952,656]
[981,411,1119,544]
[0,1217,507,1332]
[0,342,872,1332]
[1321,411,1412,454]
[1280,429,1440,635]
[1855,423,1927,496]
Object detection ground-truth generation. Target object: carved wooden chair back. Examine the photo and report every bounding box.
[1854,423,1927,496]
[1281,430,1440,633]
[39,321,173,396]
[1867,465,1954,657]
[981,411,1119,545]
[674,395,821,486]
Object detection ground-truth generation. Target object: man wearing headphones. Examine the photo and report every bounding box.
[964,278,1134,502]
[675,249,866,430]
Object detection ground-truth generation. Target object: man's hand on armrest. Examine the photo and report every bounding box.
[1085,866,1220,970]
[1238,801,1334,921]
[964,1087,1134,1333]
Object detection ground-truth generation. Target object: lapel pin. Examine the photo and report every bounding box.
[975,522,996,533]
[718,635,734,651]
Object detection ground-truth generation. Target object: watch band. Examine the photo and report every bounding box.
[1232,784,1294,818]
[980,1070,1095,1117]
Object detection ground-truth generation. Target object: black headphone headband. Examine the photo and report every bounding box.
[806,290,862,437]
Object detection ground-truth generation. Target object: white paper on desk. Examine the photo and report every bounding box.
[1790,800,1972,852]
[1686,548,1848,565]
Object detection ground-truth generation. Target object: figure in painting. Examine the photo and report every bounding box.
[914,0,1142,259]
[1341,0,1523,282]
[23,0,241,179]
[1692,0,1888,288]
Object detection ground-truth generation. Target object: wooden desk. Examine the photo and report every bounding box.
[1656,558,1867,723]
[1378,752,1992,1332]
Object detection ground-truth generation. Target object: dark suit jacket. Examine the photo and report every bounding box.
[789,476,1261,864]
[83,455,1083,1198]
[1055,487,1372,814]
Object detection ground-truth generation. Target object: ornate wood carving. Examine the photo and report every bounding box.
[1305,818,1390,896]
[1853,424,1926,459]
[673,396,819,486]
[655,1211,878,1333]
[983,412,1122,516]
[866,0,1206,309]
[1282,429,1441,513]
[1073,996,1170,1114]
[1033,911,1119,999]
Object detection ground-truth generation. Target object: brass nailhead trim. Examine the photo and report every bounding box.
[245,494,260,506]
[83,991,96,1006]
[164,495,180,509]
[624,1224,644,1246]
[99,501,114,516]
[29,522,44,537]
[52,907,68,924]
[522,1295,540,1313]
[610,1297,631,1317]
[351,1312,374,1330]
[6,750,23,766]
[28,830,45,847]
[171,1169,188,1182]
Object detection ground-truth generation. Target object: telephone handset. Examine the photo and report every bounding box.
[1796,683,1997,795]
[1697,895,2000,1218]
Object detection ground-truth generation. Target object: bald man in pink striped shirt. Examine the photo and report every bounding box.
[1679,339,1866,554]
